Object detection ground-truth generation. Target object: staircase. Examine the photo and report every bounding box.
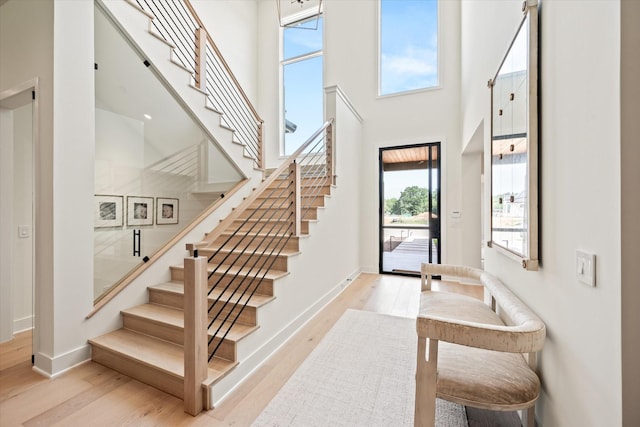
[90,0,339,411]
[89,122,335,408]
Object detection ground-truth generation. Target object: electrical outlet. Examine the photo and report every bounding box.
[576,250,596,287]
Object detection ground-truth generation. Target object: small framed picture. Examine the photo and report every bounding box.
[126,196,154,226]
[156,197,179,225]
[95,195,124,228]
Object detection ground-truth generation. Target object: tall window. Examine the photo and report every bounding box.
[379,0,438,96]
[282,16,323,156]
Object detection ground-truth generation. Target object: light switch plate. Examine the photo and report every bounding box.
[18,225,30,238]
[576,250,596,287]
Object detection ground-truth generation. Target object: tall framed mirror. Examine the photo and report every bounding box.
[488,0,539,270]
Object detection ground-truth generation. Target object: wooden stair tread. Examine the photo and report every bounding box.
[219,230,308,239]
[206,264,289,280]
[207,287,275,307]
[198,246,300,257]
[149,282,275,306]
[231,217,309,223]
[207,318,258,341]
[149,281,185,294]
[122,303,184,328]
[172,263,289,280]
[89,329,185,377]
[89,329,236,382]
[256,191,329,198]
[172,263,287,277]
[123,303,260,333]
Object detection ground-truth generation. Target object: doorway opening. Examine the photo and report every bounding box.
[0,85,36,368]
[379,143,441,275]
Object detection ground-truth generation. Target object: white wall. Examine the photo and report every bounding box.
[254,0,463,271]
[256,0,281,168]
[50,0,96,373]
[190,0,258,106]
[328,0,463,271]
[461,1,622,425]
[0,107,15,342]
[0,0,54,367]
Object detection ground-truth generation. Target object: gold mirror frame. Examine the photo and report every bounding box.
[488,0,539,270]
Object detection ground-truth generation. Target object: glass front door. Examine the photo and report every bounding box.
[379,143,440,275]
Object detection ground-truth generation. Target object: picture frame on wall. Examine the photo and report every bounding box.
[126,196,154,226]
[156,197,179,225]
[94,195,124,228]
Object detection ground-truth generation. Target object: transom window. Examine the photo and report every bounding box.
[379,0,439,96]
[282,16,324,156]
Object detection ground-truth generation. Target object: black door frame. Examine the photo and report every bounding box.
[378,142,441,276]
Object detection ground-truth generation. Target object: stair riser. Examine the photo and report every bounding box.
[263,186,332,198]
[148,289,185,310]
[208,337,235,362]
[207,299,257,326]
[267,178,331,189]
[200,250,289,272]
[123,315,185,345]
[169,267,275,296]
[213,234,300,252]
[148,288,263,324]
[208,276,275,297]
[231,220,309,234]
[239,207,318,221]
[91,345,184,399]
[251,197,326,209]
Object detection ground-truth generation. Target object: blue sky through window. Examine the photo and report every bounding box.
[380,0,438,95]
[284,17,323,59]
[283,17,323,155]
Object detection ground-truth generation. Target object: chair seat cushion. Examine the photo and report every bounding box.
[436,341,540,411]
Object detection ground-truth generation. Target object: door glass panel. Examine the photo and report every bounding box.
[380,143,440,274]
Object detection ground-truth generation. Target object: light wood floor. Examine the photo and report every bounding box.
[0,273,516,426]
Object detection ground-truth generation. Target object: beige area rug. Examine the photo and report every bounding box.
[252,309,468,427]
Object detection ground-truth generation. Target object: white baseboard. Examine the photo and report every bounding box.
[33,344,91,378]
[13,315,34,334]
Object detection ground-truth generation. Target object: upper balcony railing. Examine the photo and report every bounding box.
[133,0,264,169]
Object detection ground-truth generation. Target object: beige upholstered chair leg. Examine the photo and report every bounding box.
[415,337,438,427]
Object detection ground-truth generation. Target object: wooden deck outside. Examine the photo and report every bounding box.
[382,236,439,274]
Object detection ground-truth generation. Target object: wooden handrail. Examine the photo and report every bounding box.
[87,179,248,319]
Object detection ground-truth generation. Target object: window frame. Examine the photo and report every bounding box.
[279,13,325,157]
[377,0,442,98]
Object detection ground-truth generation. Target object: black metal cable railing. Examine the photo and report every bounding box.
[204,45,260,161]
[132,0,264,168]
[194,121,333,361]
[135,0,198,73]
